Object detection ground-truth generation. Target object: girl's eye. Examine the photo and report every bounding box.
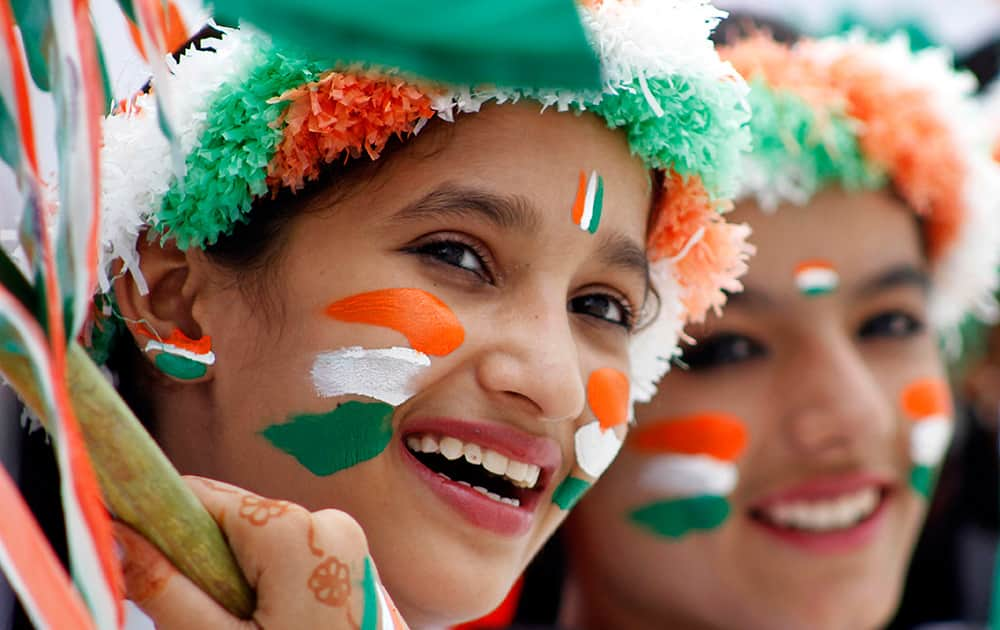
[858,310,925,340]
[410,239,491,282]
[569,294,634,329]
[681,333,766,371]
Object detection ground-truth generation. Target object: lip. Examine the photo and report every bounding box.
[399,417,562,537]
[748,473,896,554]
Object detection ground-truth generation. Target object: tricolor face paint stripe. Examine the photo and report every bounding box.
[793,259,839,296]
[628,495,730,539]
[260,401,394,476]
[574,421,623,478]
[311,346,430,406]
[137,327,214,380]
[587,368,630,430]
[570,170,603,234]
[900,378,954,497]
[638,455,738,497]
[629,412,747,461]
[325,288,464,356]
[552,477,592,511]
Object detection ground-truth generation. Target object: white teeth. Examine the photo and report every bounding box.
[483,449,509,475]
[500,497,521,507]
[405,432,542,490]
[439,436,463,460]
[457,480,471,487]
[464,443,483,465]
[761,487,881,532]
[420,435,438,453]
[473,485,488,495]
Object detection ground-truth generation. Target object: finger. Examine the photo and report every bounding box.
[115,522,253,630]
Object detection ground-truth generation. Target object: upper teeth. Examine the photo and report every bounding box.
[761,487,880,532]
[406,434,541,489]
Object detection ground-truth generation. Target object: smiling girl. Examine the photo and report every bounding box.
[79,2,754,628]
[561,31,1000,630]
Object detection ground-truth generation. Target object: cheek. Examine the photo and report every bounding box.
[898,377,954,498]
[624,412,748,539]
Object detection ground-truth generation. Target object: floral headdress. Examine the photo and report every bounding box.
[720,32,1000,337]
[97,0,756,401]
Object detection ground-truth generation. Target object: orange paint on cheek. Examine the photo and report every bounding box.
[325,288,465,356]
[587,368,630,430]
[900,378,951,421]
[629,412,748,462]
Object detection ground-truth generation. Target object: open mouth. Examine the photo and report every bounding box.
[750,485,888,534]
[405,433,542,507]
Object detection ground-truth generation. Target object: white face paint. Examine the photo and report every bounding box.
[311,346,430,406]
[793,264,839,295]
[574,421,623,478]
[638,454,738,497]
[910,415,953,466]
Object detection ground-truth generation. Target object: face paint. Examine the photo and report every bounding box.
[626,412,748,539]
[587,367,630,430]
[326,288,464,356]
[899,378,953,498]
[575,422,624,479]
[552,476,592,511]
[260,401,394,476]
[793,259,839,296]
[311,346,430,406]
[137,327,215,380]
[570,170,603,234]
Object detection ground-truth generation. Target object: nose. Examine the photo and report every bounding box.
[475,294,587,424]
[777,331,894,457]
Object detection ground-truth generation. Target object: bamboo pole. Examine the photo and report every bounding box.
[2,342,255,618]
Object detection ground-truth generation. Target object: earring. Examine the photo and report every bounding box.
[137,326,215,380]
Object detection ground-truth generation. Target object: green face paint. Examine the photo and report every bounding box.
[552,476,592,511]
[260,401,394,476]
[628,495,730,539]
[910,464,936,499]
[361,556,378,630]
[154,352,208,380]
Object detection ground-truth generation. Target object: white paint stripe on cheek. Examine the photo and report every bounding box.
[575,421,623,478]
[311,346,431,406]
[911,415,954,466]
[638,454,738,497]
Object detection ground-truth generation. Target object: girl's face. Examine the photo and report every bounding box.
[144,103,651,626]
[567,188,945,630]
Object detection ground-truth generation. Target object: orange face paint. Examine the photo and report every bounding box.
[629,412,748,462]
[136,325,212,355]
[325,288,465,356]
[587,368,630,430]
[900,378,951,421]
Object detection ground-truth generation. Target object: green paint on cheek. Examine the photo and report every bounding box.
[552,476,592,510]
[361,556,378,630]
[910,464,937,499]
[154,353,207,379]
[628,495,730,539]
[260,401,394,476]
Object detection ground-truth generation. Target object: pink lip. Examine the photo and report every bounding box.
[399,417,562,538]
[748,473,896,554]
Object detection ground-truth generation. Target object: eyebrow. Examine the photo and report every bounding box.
[389,182,650,281]
[855,263,930,298]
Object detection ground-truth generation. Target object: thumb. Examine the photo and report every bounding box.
[115,522,256,630]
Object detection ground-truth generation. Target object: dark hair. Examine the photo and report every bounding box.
[711,12,802,46]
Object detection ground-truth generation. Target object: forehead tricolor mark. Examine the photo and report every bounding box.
[325,288,465,356]
[571,170,604,235]
[793,259,839,297]
[627,412,749,539]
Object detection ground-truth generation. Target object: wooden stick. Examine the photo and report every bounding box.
[1,342,255,618]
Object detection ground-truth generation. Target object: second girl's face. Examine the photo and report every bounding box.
[568,188,945,630]
[154,103,650,627]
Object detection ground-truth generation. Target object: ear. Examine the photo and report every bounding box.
[114,232,214,383]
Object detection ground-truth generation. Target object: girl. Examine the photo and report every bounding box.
[84,2,753,627]
[562,31,1000,630]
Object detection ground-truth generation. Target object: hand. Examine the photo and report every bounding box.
[116,476,407,629]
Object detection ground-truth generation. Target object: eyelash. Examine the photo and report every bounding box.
[857,309,925,340]
[407,235,637,330]
[680,332,767,371]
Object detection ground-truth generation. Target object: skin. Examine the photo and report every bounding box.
[115,102,652,628]
[565,188,942,630]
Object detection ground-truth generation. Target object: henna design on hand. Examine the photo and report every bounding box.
[238,494,291,526]
[308,556,352,607]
